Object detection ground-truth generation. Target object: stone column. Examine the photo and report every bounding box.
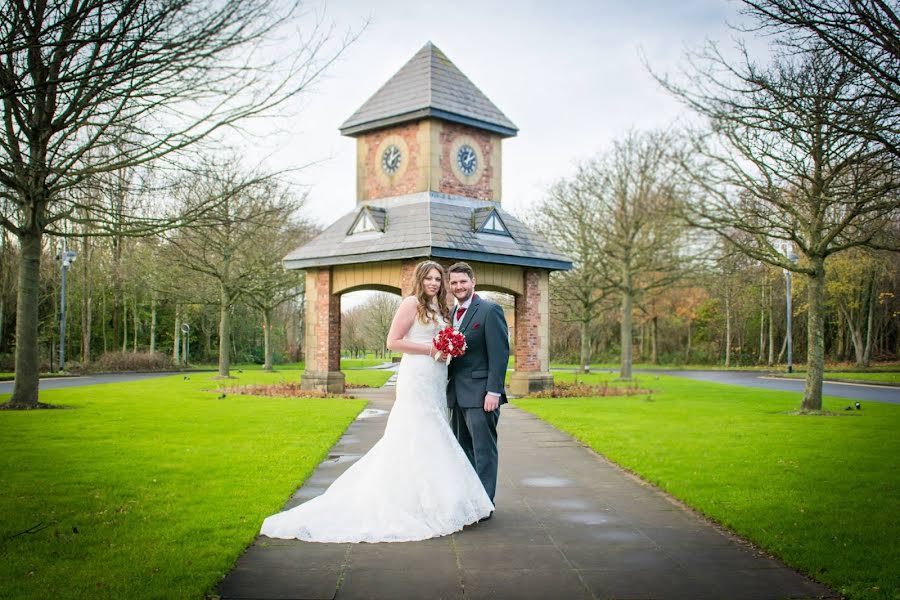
[509,268,553,395]
[301,267,345,393]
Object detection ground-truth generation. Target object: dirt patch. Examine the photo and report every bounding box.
[528,380,653,398]
[215,382,355,399]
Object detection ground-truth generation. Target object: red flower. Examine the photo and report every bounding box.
[433,326,467,364]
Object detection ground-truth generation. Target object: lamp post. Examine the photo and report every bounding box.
[58,248,77,372]
[181,322,190,366]
[783,246,798,373]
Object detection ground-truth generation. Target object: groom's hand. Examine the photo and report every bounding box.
[483,393,499,412]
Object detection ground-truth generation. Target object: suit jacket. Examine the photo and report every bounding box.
[447,294,510,408]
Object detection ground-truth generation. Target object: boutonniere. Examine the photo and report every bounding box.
[472,323,480,330]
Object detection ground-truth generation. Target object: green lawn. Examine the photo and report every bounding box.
[0,370,368,599]
[779,371,900,385]
[514,372,899,600]
[341,357,396,369]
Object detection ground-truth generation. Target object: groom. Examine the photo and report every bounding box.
[446,262,510,509]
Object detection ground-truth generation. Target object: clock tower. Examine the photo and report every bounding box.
[339,42,516,204]
[284,42,571,395]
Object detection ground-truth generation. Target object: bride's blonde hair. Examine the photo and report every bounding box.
[412,260,451,325]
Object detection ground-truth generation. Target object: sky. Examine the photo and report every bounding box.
[242,0,751,228]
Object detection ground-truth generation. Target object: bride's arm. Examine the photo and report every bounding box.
[386,296,439,357]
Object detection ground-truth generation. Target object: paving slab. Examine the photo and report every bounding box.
[216,386,838,600]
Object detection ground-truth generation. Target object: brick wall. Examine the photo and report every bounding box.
[310,268,341,372]
[359,122,423,200]
[438,123,496,200]
[515,269,542,371]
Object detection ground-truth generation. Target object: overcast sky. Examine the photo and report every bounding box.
[242,0,753,229]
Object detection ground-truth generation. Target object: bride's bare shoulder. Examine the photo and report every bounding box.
[396,296,419,314]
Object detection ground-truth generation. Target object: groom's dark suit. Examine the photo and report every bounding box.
[447,294,510,502]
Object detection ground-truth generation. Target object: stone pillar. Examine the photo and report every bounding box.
[509,269,553,395]
[301,267,345,393]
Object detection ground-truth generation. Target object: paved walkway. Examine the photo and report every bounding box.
[216,387,836,600]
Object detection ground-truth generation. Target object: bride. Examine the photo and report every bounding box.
[259,260,494,542]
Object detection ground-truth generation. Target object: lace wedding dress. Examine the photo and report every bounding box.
[259,314,494,542]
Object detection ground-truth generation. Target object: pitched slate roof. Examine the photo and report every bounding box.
[283,193,571,271]
[339,42,518,138]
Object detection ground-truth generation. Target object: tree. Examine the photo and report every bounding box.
[660,46,900,411]
[245,221,314,370]
[741,0,900,155]
[163,164,300,377]
[0,0,354,408]
[588,132,693,379]
[359,294,401,359]
[532,177,608,372]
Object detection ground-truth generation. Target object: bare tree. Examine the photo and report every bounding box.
[360,294,401,359]
[660,46,900,411]
[741,0,900,161]
[163,164,300,377]
[245,221,315,370]
[586,132,693,380]
[531,178,609,373]
[0,0,356,408]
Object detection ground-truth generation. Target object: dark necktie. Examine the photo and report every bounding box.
[456,307,466,322]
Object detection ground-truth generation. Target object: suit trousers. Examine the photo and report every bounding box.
[450,403,499,503]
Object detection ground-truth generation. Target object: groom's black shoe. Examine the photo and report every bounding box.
[477,511,493,523]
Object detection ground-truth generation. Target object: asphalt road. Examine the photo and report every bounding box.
[0,372,180,395]
[644,369,899,405]
[2,370,897,405]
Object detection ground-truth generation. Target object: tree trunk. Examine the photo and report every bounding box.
[263,308,273,371]
[218,285,232,377]
[835,309,845,360]
[758,277,766,364]
[81,235,92,364]
[101,290,108,354]
[802,258,826,411]
[724,289,732,368]
[839,304,866,368]
[651,315,659,365]
[6,228,44,408]
[121,295,128,353]
[863,275,875,367]
[0,230,6,353]
[685,319,692,364]
[149,294,157,354]
[620,284,633,380]
[579,319,591,373]
[132,295,138,353]
[767,290,775,366]
[173,305,181,365]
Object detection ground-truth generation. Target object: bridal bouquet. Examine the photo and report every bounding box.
[433,326,467,365]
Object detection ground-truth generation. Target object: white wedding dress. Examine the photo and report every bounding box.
[259,314,494,542]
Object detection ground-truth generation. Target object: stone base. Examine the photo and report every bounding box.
[508,371,554,397]
[301,370,345,394]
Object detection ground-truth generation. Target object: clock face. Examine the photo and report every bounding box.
[381,144,402,175]
[456,144,477,176]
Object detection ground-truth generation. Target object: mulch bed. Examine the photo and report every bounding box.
[215,382,355,399]
[528,380,653,398]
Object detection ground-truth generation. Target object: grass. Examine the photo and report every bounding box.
[0,369,369,599]
[514,372,899,600]
[779,372,900,384]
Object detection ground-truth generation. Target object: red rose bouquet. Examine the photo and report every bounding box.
[433,325,467,365]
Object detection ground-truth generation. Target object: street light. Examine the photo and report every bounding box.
[58,248,77,372]
[782,245,798,373]
[181,322,190,366]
